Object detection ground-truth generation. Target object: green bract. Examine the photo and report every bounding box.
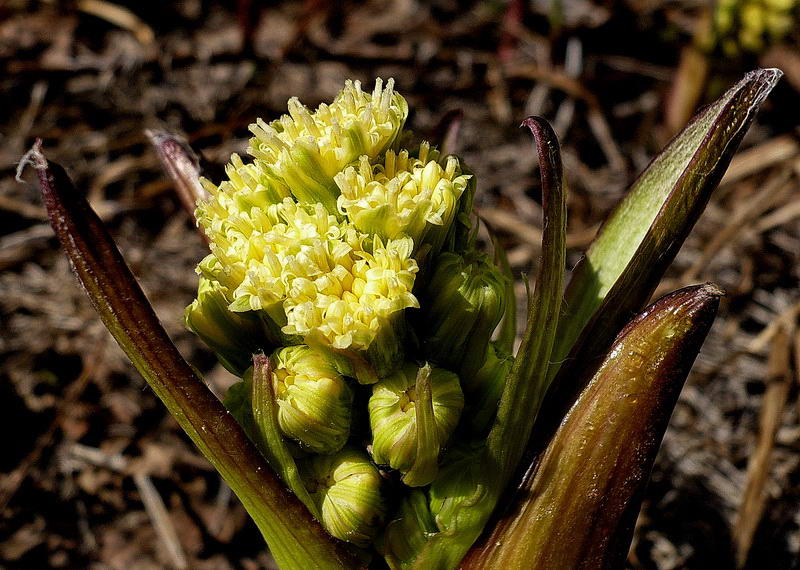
[368,363,464,486]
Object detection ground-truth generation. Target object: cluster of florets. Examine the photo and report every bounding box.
[186,79,511,554]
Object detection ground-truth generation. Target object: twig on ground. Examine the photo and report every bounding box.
[133,473,190,570]
[733,323,794,567]
[720,136,799,186]
[65,442,190,569]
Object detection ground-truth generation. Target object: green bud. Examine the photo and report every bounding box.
[420,252,508,380]
[302,447,387,547]
[380,489,438,567]
[428,440,485,534]
[369,363,464,486]
[462,343,513,436]
[185,277,268,375]
[271,345,353,455]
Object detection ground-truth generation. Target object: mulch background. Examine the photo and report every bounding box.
[1,1,799,568]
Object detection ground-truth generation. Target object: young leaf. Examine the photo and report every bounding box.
[485,116,566,486]
[31,146,357,570]
[550,69,781,390]
[464,284,722,569]
[410,116,566,568]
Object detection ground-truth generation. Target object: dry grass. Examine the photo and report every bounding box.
[1,1,799,568]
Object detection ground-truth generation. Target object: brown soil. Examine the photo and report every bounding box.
[2,1,799,568]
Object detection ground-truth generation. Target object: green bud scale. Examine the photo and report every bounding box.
[420,251,508,380]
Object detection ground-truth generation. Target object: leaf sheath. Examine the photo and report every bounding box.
[464,284,722,569]
[551,68,781,394]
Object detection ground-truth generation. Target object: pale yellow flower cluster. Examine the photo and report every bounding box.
[198,196,418,353]
[248,78,409,211]
[335,142,471,253]
[195,77,483,384]
[188,79,509,550]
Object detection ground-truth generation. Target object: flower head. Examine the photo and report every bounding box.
[249,78,408,212]
[197,193,419,373]
[369,362,464,483]
[281,234,419,353]
[335,142,472,256]
[420,251,508,379]
[302,447,387,546]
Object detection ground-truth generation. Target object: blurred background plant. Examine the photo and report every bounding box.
[2,1,799,569]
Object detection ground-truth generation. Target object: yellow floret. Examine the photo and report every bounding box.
[248,78,408,213]
[282,236,419,352]
[335,142,471,255]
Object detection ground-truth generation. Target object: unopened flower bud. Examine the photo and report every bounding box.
[271,345,353,455]
[462,343,513,436]
[380,489,437,567]
[428,440,485,533]
[369,363,464,486]
[185,277,267,375]
[420,251,508,380]
[301,448,386,546]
